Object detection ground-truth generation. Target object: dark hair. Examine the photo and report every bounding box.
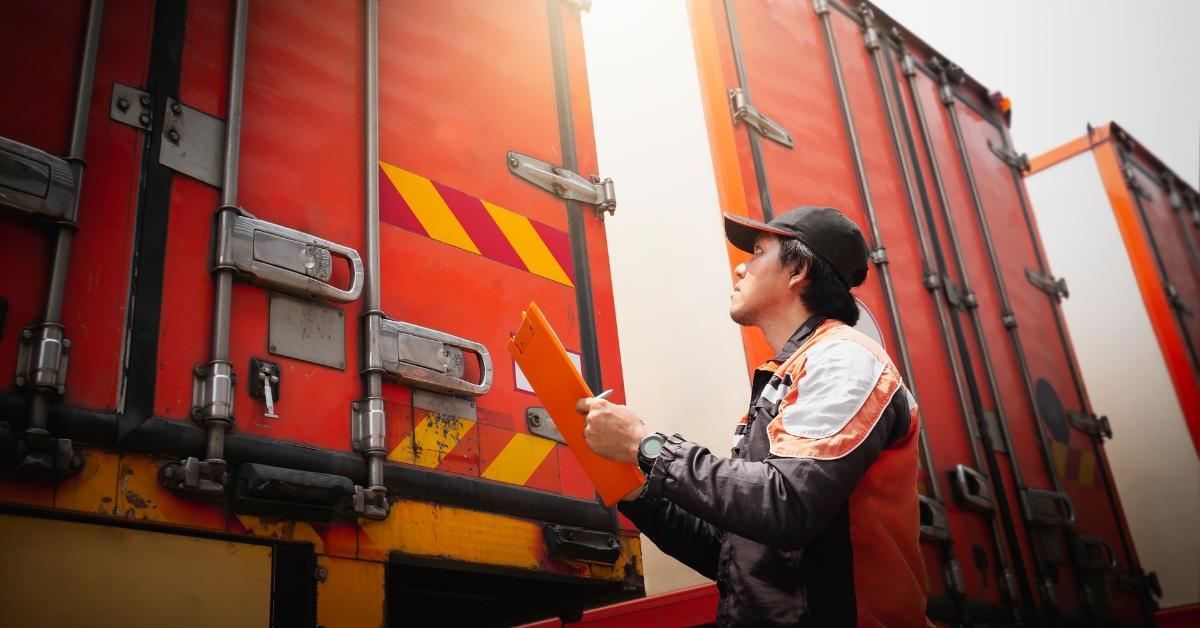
[777,236,860,326]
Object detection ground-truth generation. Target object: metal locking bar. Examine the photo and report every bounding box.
[0,137,78,221]
[729,88,794,148]
[1024,267,1069,299]
[987,138,1030,173]
[1068,411,1113,439]
[507,151,616,217]
[213,208,365,303]
[1020,487,1076,528]
[918,494,952,544]
[378,319,493,397]
[950,464,994,513]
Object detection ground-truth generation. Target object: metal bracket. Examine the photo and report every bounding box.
[921,273,941,291]
[1001,313,1018,328]
[987,139,1030,173]
[350,397,386,456]
[379,318,493,397]
[1020,487,1076,527]
[1068,411,1112,439]
[249,357,281,419]
[729,88,794,148]
[507,151,616,217]
[917,494,952,544]
[213,208,365,303]
[1122,164,1153,201]
[950,464,994,513]
[1164,173,1184,210]
[1116,570,1162,598]
[942,557,967,598]
[527,407,565,444]
[159,457,229,496]
[1072,534,1118,572]
[159,97,227,187]
[14,324,70,395]
[1025,268,1069,299]
[191,361,236,423]
[0,135,78,222]
[338,484,390,521]
[543,524,621,564]
[869,247,888,265]
[1164,282,1194,316]
[109,82,153,131]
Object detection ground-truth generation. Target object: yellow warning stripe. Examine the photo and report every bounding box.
[483,200,574,287]
[380,163,481,255]
[391,409,476,468]
[481,433,558,486]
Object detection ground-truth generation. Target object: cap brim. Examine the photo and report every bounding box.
[723,212,793,253]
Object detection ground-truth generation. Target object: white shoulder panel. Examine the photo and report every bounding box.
[780,339,885,438]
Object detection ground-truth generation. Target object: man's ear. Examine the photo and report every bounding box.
[786,265,807,293]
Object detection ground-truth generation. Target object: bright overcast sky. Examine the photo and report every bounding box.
[871,0,1199,187]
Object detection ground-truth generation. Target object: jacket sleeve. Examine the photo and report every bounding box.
[644,390,910,551]
[617,493,722,580]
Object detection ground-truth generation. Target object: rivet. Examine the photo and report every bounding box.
[71,456,83,468]
[171,103,182,115]
[553,184,565,196]
[315,567,329,582]
[508,157,519,168]
[164,467,175,478]
[168,130,180,142]
[117,98,129,111]
[140,95,150,107]
[192,408,203,420]
[15,377,26,387]
[194,365,207,377]
[338,310,344,317]
[338,362,344,369]
[21,329,33,340]
[352,441,361,451]
[352,402,361,411]
[56,385,66,395]
[61,339,71,349]
[139,114,151,126]
[270,345,277,352]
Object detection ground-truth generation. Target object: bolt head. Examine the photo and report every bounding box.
[315,567,328,581]
[230,373,238,384]
[338,362,344,369]
[71,456,82,468]
[21,329,33,339]
[191,408,204,420]
[553,184,566,196]
[139,114,151,126]
[15,377,26,387]
[352,402,361,411]
[530,415,541,427]
[140,95,150,107]
[509,157,519,168]
[352,441,361,451]
[56,385,66,395]
[61,339,71,349]
[194,365,207,377]
[270,345,277,352]
[171,103,182,114]
[168,130,180,142]
[163,467,174,478]
[117,98,129,111]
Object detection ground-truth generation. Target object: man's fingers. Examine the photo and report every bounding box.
[575,398,591,415]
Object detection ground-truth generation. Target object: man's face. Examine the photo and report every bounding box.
[730,234,797,327]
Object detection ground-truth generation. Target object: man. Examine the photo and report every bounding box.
[577,206,926,627]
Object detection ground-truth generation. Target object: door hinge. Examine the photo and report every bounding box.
[729,88,794,148]
[1122,164,1153,200]
[1164,282,1194,316]
[987,139,1030,173]
[109,82,154,131]
[1116,570,1162,598]
[507,151,616,217]
[1025,268,1069,299]
[1068,411,1113,439]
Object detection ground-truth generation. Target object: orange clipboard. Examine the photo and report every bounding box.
[508,302,644,506]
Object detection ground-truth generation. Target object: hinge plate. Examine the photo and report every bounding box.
[1025,268,1069,299]
[159,97,226,187]
[729,88,794,148]
[1068,411,1113,439]
[507,151,615,217]
[987,139,1030,173]
[109,82,154,131]
[527,407,565,444]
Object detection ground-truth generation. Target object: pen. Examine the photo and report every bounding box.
[594,389,613,401]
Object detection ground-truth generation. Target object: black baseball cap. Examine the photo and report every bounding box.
[724,206,870,288]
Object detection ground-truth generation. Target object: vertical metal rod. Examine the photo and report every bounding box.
[547,0,603,395]
[27,0,104,436]
[722,0,772,220]
[904,58,1035,611]
[204,0,249,465]
[362,0,385,491]
[861,16,941,503]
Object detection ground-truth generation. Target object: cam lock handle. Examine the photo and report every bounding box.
[379,319,494,397]
[213,208,365,303]
[950,464,994,513]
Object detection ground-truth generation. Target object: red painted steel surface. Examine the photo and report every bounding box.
[0,0,153,413]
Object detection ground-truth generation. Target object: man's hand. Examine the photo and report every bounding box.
[575,397,651,465]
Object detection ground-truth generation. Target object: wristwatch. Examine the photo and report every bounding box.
[637,432,667,475]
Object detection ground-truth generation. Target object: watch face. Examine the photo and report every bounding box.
[640,435,665,458]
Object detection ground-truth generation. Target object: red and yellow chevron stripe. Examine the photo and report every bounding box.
[1051,441,1096,487]
[379,162,575,287]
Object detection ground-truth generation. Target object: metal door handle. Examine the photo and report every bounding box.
[918,494,952,544]
[379,319,493,397]
[1021,488,1076,527]
[0,136,77,222]
[214,209,365,303]
[951,464,994,513]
